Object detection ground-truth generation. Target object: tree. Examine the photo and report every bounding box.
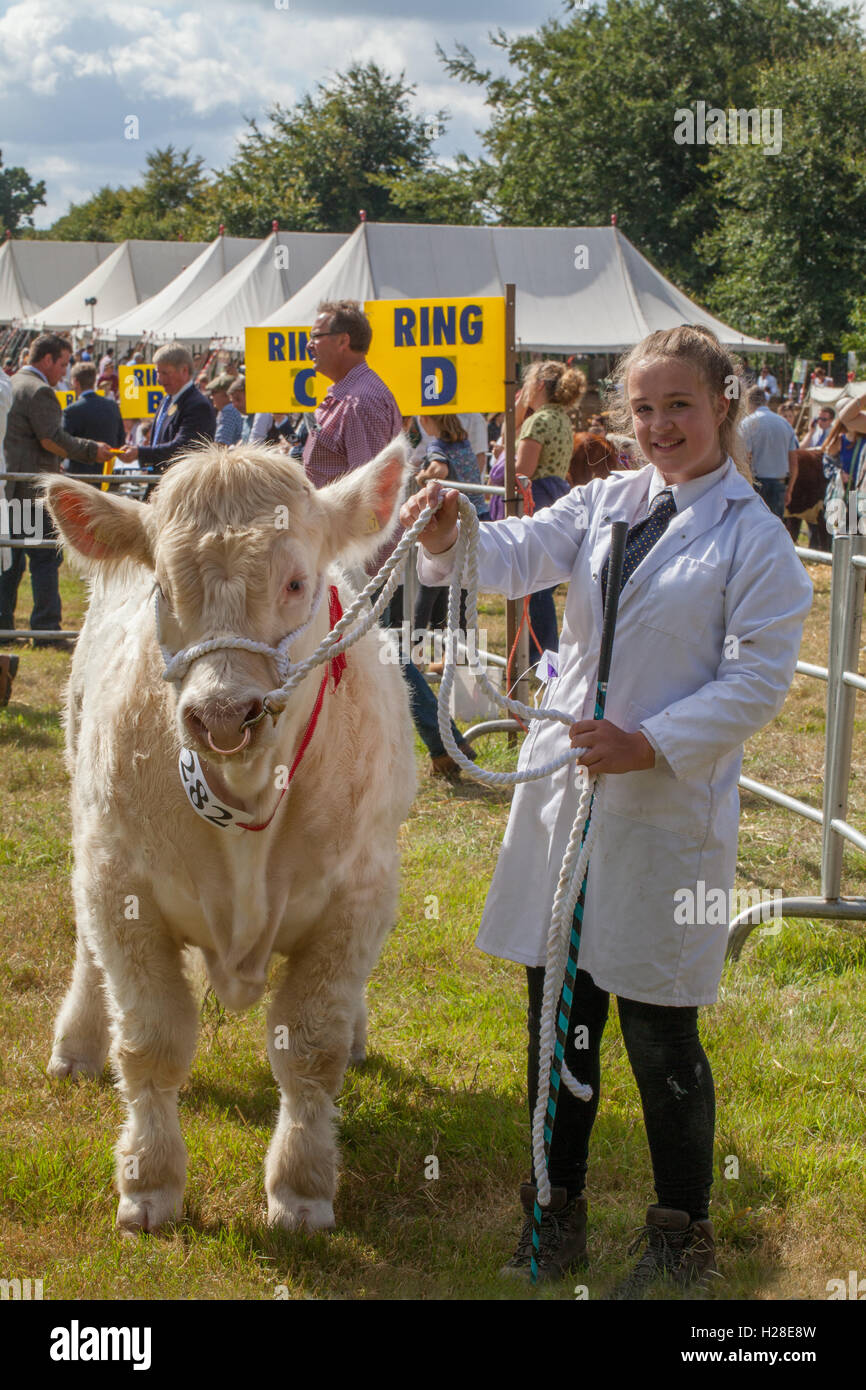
[48,147,212,241]
[437,0,861,296]
[118,146,211,239]
[0,150,46,234]
[211,61,456,234]
[48,185,130,241]
[699,46,866,356]
[376,157,485,225]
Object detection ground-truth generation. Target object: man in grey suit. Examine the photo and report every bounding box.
[0,333,113,646]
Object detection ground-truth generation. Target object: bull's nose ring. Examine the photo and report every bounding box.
[206,727,252,756]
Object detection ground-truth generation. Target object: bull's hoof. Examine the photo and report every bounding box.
[267,1190,335,1233]
[47,1048,105,1080]
[116,1189,183,1236]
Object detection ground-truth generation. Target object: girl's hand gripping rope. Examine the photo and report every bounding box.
[569,719,656,774]
[399,481,460,554]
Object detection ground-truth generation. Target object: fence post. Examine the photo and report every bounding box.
[821,532,866,899]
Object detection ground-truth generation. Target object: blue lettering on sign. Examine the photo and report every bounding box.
[459,305,482,344]
[432,305,456,345]
[394,304,482,347]
[133,369,144,386]
[294,368,316,408]
[395,308,415,347]
[267,331,312,362]
[147,390,163,414]
[421,357,457,406]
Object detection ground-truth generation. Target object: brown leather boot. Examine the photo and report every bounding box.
[0,654,18,707]
[500,1181,588,1282]
[612,1206,717,1300]
[671,1217,717,1290]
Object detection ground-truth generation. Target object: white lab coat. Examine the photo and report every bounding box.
[419,459,813,1005]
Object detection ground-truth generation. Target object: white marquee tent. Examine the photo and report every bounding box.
[20,239,208,333]
[0,239,115,323]
[100,234,257,341]
[165,231,347,346]
[261,221,783,355]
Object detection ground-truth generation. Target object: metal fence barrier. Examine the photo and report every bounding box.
[727,532,866,956]
[5,470,863,954]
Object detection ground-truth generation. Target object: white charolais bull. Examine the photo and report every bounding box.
[43,439,416,1235]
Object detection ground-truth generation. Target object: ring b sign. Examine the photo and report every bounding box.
[366,296,504,414]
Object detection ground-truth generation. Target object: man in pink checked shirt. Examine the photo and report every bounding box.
[303,300,403,488]
[303,298,476,779]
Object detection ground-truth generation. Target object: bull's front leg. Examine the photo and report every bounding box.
[265,890,392,1232]
[75,882,199,1234]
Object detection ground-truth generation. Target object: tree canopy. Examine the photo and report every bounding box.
[49,146,209,241]
[0,150,46,235]
[206,62,458,235]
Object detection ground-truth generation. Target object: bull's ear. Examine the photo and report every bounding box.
[42,476,155,572]
[317,433,411,564]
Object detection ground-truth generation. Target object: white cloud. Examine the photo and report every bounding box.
[0,0,559,225]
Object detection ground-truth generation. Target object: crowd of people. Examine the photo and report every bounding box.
[0,320,860,719]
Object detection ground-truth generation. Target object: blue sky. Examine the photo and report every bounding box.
[0,0,566,227]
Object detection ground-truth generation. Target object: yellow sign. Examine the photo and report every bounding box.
[365,296,505,415]
[56,388,105,410]
[118,364,165,419]
[821,353,835,362]
[244,328,327,414]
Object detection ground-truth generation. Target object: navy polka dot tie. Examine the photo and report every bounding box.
[601,489,677,606]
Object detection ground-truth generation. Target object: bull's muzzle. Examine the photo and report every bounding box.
[184,698,264,757]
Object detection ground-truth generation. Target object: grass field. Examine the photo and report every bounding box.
[0,559,864,1302]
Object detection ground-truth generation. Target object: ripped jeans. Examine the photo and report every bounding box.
[526,967,715,1220]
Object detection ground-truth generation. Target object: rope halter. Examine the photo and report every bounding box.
[152,494,441,729]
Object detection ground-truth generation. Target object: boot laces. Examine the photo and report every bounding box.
[622,1222,683,1286]
[511,1206,570,1267]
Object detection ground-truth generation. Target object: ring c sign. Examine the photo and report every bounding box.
[244,328,327,414]
[366,296,505,414]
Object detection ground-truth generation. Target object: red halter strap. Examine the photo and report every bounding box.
[238,586,345,832]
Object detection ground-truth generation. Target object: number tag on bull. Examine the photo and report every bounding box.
[178,748,250,833]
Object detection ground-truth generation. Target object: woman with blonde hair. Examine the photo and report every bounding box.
[402,324,811,1295]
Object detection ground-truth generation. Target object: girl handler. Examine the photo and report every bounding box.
[400,326,813,1298]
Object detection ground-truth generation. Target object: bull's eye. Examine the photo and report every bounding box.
[287,579,303,593]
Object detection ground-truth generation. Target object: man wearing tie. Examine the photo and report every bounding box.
[62,362,125,480]
[119,343,215,475]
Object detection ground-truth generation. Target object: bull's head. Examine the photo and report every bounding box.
[44,438,410,790]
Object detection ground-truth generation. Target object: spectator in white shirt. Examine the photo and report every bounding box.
[756,362,779,399]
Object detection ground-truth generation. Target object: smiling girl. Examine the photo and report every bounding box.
[401,325,813,1297]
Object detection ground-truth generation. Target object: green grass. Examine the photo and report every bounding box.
[0,562,864,1300]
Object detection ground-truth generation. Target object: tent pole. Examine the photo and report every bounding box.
[504,283,529,729]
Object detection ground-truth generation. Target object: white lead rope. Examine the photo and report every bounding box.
[430,497,597,1209]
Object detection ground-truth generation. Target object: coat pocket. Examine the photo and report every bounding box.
[600,700,712,845]
[635,554,725,647]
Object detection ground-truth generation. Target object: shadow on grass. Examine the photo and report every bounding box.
[174,1051,787,1299]
[0,704,63,749]
[184,1064,278,1127]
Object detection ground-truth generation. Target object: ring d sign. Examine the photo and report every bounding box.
[365,296,506,416]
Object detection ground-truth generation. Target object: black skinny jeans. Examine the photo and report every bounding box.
[526,966,715,1220]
